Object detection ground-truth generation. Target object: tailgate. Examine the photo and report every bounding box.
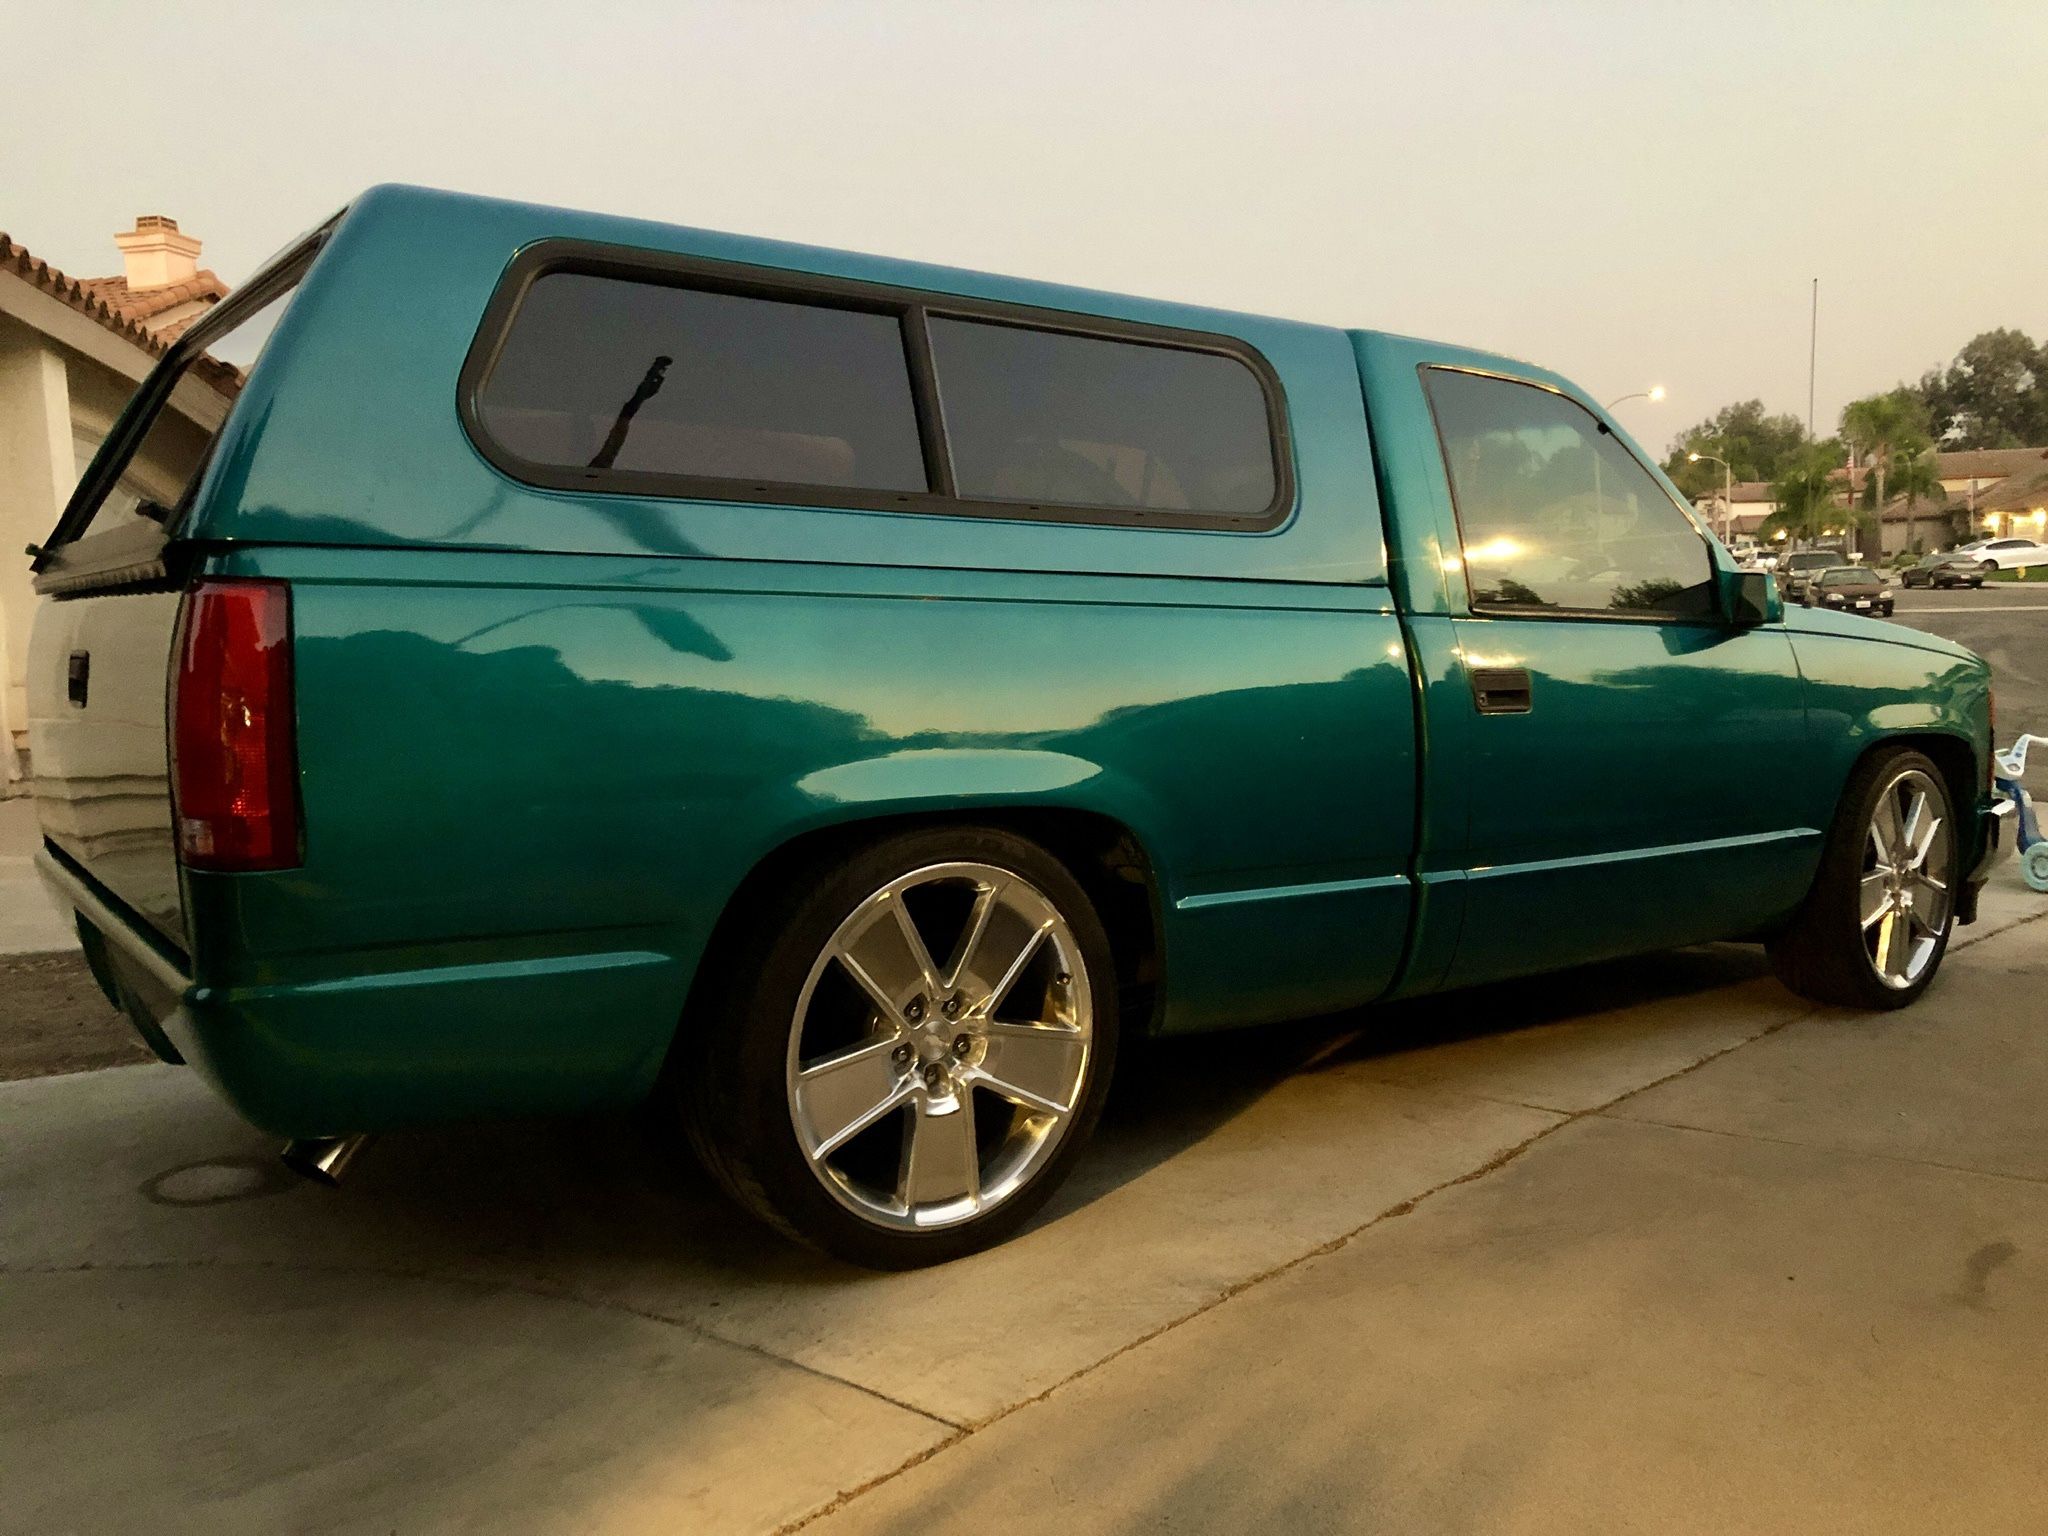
[27,588,187,950]
[20,218,331,954]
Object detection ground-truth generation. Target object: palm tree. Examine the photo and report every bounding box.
[1887,448,1945,552]
[1765,447,1844,546]
[1841,390,1930,554]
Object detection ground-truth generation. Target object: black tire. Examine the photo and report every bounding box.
[1768,748,1959,1010]
[673,825,1119,1268]
[1882,603,1895,617]
[1971,577,1986,589]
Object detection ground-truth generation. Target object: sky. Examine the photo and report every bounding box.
[4,0,2044,457]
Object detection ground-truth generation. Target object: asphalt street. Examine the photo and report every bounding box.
[1887,585,2048,756]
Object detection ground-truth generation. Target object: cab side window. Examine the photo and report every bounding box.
[1424,368,1714,618]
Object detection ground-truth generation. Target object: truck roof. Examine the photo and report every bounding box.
[343,182,1475,366]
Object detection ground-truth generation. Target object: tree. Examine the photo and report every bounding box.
[1662,400,1809,498]
[1842,388,1930,554]
[1763,444,1849,546]
[1886,447,1945,552]
[1914,329,2047,448]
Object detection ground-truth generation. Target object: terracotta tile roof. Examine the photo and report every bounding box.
[1974,467,2048,515]
[0,228,240,392]
[1874,448,2048,519]
[1697,481,1779,504]
[75,268,230,341]
[1934,447,2048,481]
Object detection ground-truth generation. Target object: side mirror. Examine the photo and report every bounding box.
[1719,566,1780,627]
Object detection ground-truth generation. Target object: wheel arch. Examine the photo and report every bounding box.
[1832,729,1979,861]
[681,801,1169,1052]
[1879,730,1979,836]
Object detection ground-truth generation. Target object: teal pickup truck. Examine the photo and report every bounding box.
[27,187,2010,1266]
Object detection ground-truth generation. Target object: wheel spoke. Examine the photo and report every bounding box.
[900,1092,979,1208]
[1904,801,1943,871]
[1909,869,1949,906]
[941,881,1003,992]
[972,1021,1085,1116]
[794,1039,910,1158]
[1875,907,1909,978]
[950,889,1052,1014]
[836,897,942,1016]
[1873,790,1908,866]
[1859,871,1891,929]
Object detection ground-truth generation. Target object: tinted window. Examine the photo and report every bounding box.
[1426,369,1712,616]
[477,273,927,493]
[927,318,1275,516]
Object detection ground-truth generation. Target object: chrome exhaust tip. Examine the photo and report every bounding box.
[281,1134,372,1187]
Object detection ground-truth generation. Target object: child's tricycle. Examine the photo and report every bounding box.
[1994,734,2048,893]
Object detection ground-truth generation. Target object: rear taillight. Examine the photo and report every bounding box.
[172,578,301,871]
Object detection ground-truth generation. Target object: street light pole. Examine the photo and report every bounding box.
[1689,450,1734,545]
[1605,386,1667,411]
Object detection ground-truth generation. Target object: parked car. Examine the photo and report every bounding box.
[1900,553,1988,589]
[1778,550,1847,601]
[1803,565,1896,616]
[1957,536,2048,573]
[25,187,2012,1267]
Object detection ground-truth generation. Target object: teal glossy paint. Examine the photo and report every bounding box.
[1355,328,1995,995]
[165,539,1418,1127]
[37,185,2000,1139]
[197,186,1386,588]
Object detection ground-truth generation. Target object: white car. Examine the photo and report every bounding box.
[1953,537,2048,572]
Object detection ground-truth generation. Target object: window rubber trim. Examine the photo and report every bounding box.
[1418,362,1724,626]
[455,238,1297,534]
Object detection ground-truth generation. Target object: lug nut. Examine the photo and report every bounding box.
[942,995,962,1018]
[892,1044,913,1066]
[952,1034,973,1058]
[922,1063,945,1088]
[905,998,925,1023]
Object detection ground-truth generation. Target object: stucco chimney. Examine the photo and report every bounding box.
[113,214,202,291]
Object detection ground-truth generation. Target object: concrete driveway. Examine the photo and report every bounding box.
[4,867,2044,1534]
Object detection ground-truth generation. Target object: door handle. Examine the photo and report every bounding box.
[1470,666,1532,715]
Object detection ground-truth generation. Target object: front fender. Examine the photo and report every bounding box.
[1787,624,1993,844]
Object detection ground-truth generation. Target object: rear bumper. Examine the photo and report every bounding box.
[36,846,189,1065]
[36,844,683,1136]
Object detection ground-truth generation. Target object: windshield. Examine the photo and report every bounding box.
[36,218,333,563]
[1825,568,1875,584]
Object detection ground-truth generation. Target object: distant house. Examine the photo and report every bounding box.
[1694,448,2048,559]
[1876,447,2048,555]
[0,216,237,785]
[1692,482,1779,540]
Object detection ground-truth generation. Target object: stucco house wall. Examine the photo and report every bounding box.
[0,218,232,786]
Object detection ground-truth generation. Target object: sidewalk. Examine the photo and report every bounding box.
[0,796,76,953]
[3,878,2043,1532]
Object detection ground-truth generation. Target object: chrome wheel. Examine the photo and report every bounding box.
[1860,767,1953,989]
[785,862,1094,1232]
